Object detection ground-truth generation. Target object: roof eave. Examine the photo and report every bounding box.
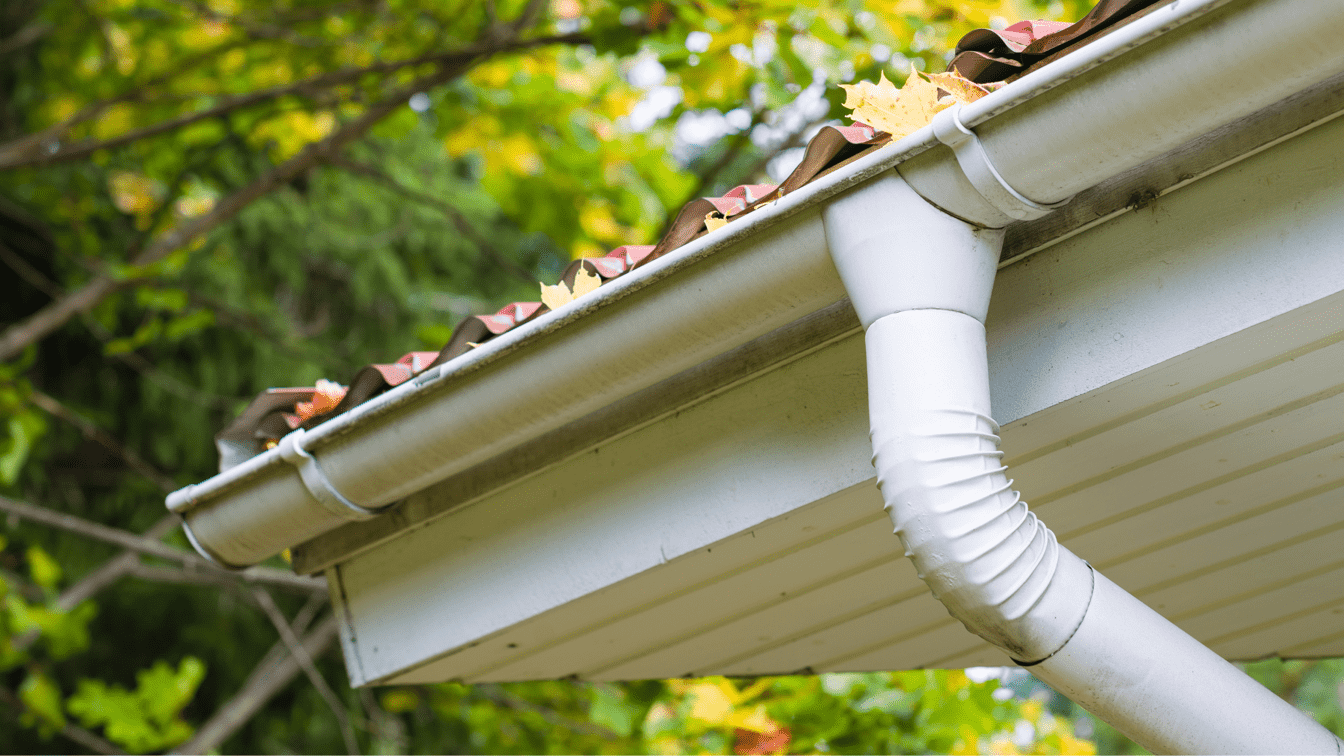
[168,0,1344,569]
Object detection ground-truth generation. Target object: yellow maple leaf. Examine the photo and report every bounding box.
[928,70,991,104]
[540,267,601,310]
[704,211,728,232]
[841,66,989,140]
[572,267,601,297]
[539,281,570,310]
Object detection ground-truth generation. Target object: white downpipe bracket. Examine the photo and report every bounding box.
[823,171,1344,755]
[931,105,1075,222]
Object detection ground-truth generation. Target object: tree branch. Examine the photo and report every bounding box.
[0,495,326,595]
[0,684,126,755]
[172,613,340,755]
[0,35,259,170]
[27,389,178,492]
[510,0,550,33]
[0,238,62,299]
[251,587,359,754]
[125,560,251,589]
[0,21,53,57]
[330,156,535,283]
[0,57,479,361]
[158,0,330,47]
[67,516,168,594]
[358,687,408,754]
[0,19,608,359]
[0,30,589,171]
[10,515,180,655]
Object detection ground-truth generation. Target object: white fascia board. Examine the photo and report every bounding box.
[169,0,1344,570]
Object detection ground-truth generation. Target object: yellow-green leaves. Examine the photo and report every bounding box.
[66,657,207,753]
[0,368,47,487]
[25,546,61,592]
[18,670,67,734]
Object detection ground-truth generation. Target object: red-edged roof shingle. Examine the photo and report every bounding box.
[215,0,1170,471]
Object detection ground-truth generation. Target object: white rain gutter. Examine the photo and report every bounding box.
[168,1,1344,746]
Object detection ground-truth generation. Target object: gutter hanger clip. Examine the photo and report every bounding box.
[277,428,383,521]
[933,104,1075,222]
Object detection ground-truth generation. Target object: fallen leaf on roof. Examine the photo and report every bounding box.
[927,70,991,104]
[539,281,570,310]
[705,211,728,232]
[841,66,989,140]
[293,379,347,422]
[540,267,602,310]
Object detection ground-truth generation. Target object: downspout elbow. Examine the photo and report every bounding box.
[862,311,1094,663]
[823,172,1092,663]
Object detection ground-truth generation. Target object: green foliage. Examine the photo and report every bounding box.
[66,657,206,753]
[0,362,47,487]
[25,546,62,593]
[18,669,67,735]
[0,549,96,669]
[1,0,1341,752]
[589,685,639,738]
[1242,658,1344,737]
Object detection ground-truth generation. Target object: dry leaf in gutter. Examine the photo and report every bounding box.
[572,267,601,297]
[927,70,991,104]
[540,267,602,310]
[841,67,989,140]
[705,211,728,232]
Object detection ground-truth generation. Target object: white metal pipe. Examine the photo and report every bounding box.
[824,171,1343,754]
[1034,571,1344,754]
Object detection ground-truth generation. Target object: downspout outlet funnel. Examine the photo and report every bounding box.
[824,173,1002,327]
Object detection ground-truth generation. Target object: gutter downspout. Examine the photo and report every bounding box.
[821,124,1344,756]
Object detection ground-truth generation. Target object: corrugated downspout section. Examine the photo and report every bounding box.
[824,172,1344,754]
[825,173,1093,664]
[865,311,1093,663]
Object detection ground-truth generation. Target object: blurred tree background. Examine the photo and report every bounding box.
[1,0,1341,752]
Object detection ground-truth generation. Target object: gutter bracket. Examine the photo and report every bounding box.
[932,104,1075,221]
[277,428,382,521]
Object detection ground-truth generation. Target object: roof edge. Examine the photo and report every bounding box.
[169,0,1344,568]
